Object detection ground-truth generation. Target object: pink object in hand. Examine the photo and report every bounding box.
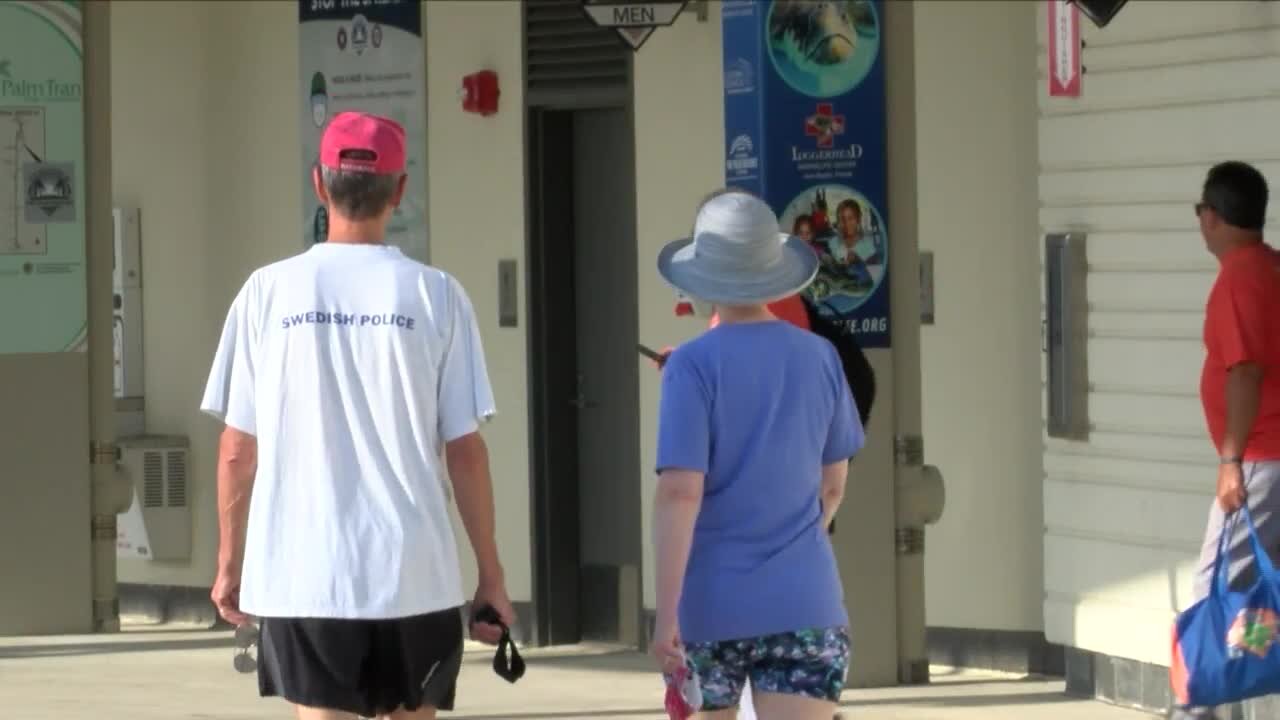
[664,665,702,720]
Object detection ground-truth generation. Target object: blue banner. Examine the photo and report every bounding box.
[722,0,890,347]
[300,0,420,35]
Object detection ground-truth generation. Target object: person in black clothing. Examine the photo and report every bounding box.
[800,297,875,536]
[803,298,876,428]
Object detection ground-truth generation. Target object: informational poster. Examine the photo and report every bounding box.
[298,0,428,261]
[723,0,890,348]
[0,1,88,354]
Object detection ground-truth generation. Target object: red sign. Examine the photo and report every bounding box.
[1047,0,1081,98]
[804,103,846,149]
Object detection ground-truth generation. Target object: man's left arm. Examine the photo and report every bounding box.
[1219,273,1272,461]
[1214,274,1271,511]
[1222,363,1265,462]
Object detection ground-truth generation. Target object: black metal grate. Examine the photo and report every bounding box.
[166,450,188,508]
[142,451,164,509]
[525,0,629,104]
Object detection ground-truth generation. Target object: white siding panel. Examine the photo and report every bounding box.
[1047,431,1208,465]
[1079,232,1210,269]
[1042,166,1280,207]
[1044,536,1201,658]
[1045,534,1198,598]
[1087,338,1202,393]
[1086,392,1206,441]
[1036,2,1280,49]
[1040,100,1280,171]
[1037,0,1280,666]
[1045,597,1179,667]
[1039,57,1280,116]
[1044,483,1207,557]
[1040,203,1202,233]
[1089,311,1201,341]
[1087,271,1212,312]
[1044,452,1210,497]
[1065,26,1280,72]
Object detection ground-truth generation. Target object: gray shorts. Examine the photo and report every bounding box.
[1179,462,1280,718]
[1192,461,1280,602]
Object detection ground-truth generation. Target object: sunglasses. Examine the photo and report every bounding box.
[232,622,259,674]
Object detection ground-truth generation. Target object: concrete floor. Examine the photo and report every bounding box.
[0,628,1152,720]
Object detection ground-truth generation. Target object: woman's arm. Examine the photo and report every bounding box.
[652,469,705,630]
[820,460,848,530]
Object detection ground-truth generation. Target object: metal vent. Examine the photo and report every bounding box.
[142,450,164,508]
[166,450,187,508]
[525,0,629,107]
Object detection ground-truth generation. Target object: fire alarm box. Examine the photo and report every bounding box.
[461,70,499,116]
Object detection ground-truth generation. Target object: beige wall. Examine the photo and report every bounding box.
[424,1,530,602]
[914,1,1044,632]
[111,0,532,603]
[111,0,222,589]
[633,5,725,610]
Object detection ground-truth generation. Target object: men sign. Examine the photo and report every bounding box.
[581,1,688,51]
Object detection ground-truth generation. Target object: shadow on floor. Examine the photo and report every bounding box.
[447,690,1080,720]
[0,636,233,659]
[453,711,663,719]
[842,689,1079,708]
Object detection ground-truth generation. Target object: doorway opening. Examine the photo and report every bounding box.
[525,104,643,647]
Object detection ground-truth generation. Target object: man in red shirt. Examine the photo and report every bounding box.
[1177,161,1280,720]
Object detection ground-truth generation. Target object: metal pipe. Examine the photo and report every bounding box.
[883,0,946,685]
[84,0,128,633]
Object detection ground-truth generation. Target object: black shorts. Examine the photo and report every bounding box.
[258,607,464,717]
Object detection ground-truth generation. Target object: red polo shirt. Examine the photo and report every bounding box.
[1200,241,1280,460]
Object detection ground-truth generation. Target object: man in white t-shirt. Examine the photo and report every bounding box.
[200,111,515,720]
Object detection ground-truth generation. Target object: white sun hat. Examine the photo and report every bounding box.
[657,190,819,306]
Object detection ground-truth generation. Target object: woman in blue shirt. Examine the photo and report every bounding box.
[651,189,864,719]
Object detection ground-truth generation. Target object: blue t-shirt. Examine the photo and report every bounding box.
[656,320,864,644]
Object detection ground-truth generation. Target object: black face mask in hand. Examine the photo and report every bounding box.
[471,604,526,683]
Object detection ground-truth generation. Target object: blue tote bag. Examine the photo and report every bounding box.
[1171,507,1280,707]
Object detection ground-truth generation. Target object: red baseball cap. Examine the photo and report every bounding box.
[319,111,406,175]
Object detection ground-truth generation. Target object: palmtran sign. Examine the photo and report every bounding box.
[580,1,688,51]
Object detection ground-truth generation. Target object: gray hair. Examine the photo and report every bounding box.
[319,164,400,221]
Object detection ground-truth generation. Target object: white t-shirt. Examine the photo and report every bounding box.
[199,243,496,620]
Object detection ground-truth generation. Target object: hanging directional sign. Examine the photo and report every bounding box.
[1047,0,1082,97]
[581,1,688,51]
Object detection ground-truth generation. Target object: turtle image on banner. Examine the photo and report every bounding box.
[765,0,881,98]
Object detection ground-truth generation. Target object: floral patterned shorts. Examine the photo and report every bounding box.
[683,627,851,710]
